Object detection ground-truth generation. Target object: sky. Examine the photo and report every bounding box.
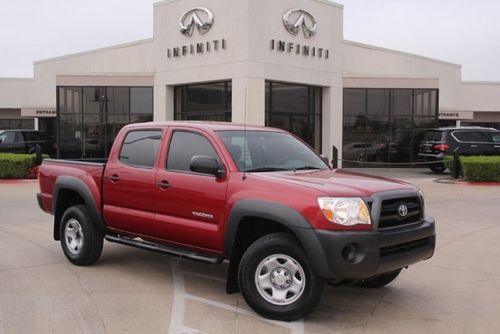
[0,0,499,81]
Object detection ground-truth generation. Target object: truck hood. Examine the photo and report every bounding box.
[254,169,416,197]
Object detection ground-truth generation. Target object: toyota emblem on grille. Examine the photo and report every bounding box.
[282,9,317,38]
[398,204,409,218]
[179,7,214,37]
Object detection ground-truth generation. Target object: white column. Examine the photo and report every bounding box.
[322,84,343,167]
[231,77,265,126]
[153,85,174,121]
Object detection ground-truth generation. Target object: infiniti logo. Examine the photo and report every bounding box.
[398,204,409,218]
[179,7,214,37]
[282,9,317,38]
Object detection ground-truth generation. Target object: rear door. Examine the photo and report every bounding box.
[153,128,229,252]
[102,129,163,236]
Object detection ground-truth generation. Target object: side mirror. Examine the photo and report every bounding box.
[189,155,226,178]
[0,139,3,144]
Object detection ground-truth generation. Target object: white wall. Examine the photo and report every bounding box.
[32,39,156,107]
[460,82,500,112]
[0,78,36,108]
[343,40,463,112]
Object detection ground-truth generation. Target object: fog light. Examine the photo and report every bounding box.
[342,243,358,263]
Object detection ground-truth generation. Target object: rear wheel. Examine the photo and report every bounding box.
[238,233,324,321]
[355,269,401,288]
[430,163,446,173]
[60,205,103,266]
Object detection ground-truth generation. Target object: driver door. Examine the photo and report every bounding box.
[153,129,228,252]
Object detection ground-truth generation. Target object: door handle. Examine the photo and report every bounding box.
[157,180,171,190]
[109,174,121,183]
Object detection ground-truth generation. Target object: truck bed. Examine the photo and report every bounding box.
[38,158,107,215]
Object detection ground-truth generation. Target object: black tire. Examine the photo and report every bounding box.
[238,233,324,321]
[60,205,103,266]
[355,269,402,288]
[430,163,446,173]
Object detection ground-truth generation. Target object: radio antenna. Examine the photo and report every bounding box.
[242,86,248,181]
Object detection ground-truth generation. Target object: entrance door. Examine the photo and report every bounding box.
[153,129,228,252]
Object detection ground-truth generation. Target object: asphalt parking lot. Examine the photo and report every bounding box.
[1,169,500,334]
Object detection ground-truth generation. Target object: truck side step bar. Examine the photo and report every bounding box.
[105,234,223,265]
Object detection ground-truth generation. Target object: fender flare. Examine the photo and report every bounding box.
[52,176,105,239]
[224,199,331,278]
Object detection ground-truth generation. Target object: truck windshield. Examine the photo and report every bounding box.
[217,130,329,172]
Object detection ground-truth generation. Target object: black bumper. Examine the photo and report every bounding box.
[417,153,444,163]
[295,217,435,280]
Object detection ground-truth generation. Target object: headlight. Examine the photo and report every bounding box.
[418,189,426,214]
[317,197,371,226]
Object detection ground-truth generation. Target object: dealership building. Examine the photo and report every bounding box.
[1,0,499,165]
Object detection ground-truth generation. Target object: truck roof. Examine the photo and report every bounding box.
[124,121,287,132]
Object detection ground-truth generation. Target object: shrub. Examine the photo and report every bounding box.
[460,156,500,182]
[0,153,48,179]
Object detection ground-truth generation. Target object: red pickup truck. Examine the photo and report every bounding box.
[37,122,435,321]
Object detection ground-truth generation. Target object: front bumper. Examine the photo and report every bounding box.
[297,217,435,280]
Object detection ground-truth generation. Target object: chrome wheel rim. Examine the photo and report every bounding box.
[65,218,84,255]
[254,254,306,306]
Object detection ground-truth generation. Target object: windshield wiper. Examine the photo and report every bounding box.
[245,167,290,172]
[293,166,323,171]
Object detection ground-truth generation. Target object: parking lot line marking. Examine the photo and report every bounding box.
[185,294,304,333]
[170,258,304,334]
[169,259,206,334]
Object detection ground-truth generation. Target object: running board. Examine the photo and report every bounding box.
[105,234,223,265]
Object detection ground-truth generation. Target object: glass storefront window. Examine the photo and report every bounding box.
[265,81,322,151]
[343,88,439,166]
[57,86,153,159]
[174,82,231,121]
[0,119,34,130]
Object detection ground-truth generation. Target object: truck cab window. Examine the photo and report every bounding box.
[119,130,162,168]
[166,131,218,172]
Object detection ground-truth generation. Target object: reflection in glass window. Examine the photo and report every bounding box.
[265,82,322,151]
[57,86,154,159]
[174,82,231,121]
[131,88,153,114]
[167,131,219,172]
[119,130,162,167]
[343,88,439,166]
[218,130,327,171]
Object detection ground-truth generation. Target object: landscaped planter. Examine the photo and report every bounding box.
[0,153,44,179]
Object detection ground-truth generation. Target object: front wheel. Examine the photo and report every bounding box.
[60,205,103,266]
[238,233,324,321]
[355,269,402,288]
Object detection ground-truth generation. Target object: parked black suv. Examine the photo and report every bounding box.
[0,129,56,156]
[418,126,500,172]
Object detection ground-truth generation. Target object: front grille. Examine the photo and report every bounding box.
[378,196,422,229]
[380,237,432,257]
